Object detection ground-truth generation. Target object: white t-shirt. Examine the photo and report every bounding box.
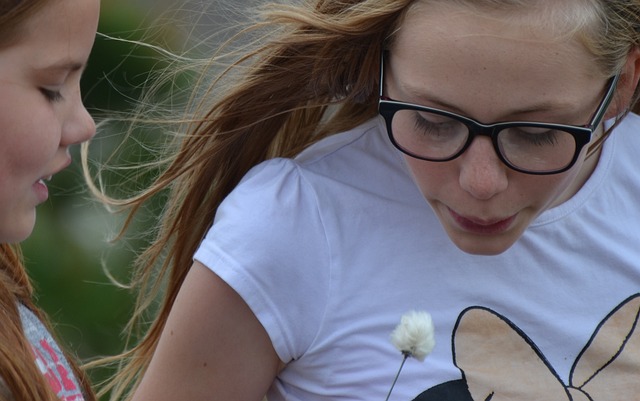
[195,114,640,401]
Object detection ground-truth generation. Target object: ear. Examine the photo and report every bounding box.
[606,46,640,119]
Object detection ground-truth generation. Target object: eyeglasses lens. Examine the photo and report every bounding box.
[389,109,577,173]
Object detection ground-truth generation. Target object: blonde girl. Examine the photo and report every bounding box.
[88,1,640,400]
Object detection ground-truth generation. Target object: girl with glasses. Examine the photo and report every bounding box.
[87,1,640,400]
[0,0,99,400]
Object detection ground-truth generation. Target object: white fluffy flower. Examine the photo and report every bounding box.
[390,310,435,362]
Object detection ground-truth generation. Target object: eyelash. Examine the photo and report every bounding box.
[40,88,64,102]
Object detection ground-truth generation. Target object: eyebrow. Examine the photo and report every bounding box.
[46,61,87,73]
[402,86,578,121]
[33,56,90,76]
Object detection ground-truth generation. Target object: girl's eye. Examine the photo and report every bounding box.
[40,88,64,102]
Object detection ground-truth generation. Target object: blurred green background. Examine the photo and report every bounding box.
[21,0,192,395]
[20,2,640,399]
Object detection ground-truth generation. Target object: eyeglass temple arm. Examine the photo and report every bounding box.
[589,74,621,129]
[378,52,386,98]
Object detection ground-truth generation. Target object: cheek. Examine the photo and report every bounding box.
[404,153,577,210]
[0,100,61,172]
[525,174,572,208]
[539,167,585,208]
[0,103,60,235]
[0,163,37,242]
[0,125,51,176]
[403,156,457,199]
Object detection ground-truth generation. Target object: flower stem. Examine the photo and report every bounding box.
[384,353,409,401]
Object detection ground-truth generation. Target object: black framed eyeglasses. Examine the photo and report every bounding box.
[377,54,620,175]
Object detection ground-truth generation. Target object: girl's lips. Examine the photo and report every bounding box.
[448,208,516,235]
[33,178,49,203]
[34,157,71,203]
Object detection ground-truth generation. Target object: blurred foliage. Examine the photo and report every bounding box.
[20,1,640,398]
[21,0,188,396]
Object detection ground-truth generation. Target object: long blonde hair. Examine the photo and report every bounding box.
[0,1,97,400]
[84,0,640,399]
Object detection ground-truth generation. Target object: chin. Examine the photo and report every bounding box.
[2,231,34,244]
[449,232,520,256]
[1,217,37,243]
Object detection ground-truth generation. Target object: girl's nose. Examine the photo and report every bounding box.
[61,98,96,147]
[458,137,508,200]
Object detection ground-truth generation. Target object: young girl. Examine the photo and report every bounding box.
[0,0,99,400]
[88,1,640,400]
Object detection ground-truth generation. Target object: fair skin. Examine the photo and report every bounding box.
[130,3,640,401]
[387,3,640,255]
[0,0,100,243]
[133,262,281,401]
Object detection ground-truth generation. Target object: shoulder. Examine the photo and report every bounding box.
[605,112,640,168]
[611,112,640,142]
[226,157,320,221]
[295,117,385,165]
[232,116,403,207]
[205,157,329,263]
[17,305,87,400]
[219,116,423,232]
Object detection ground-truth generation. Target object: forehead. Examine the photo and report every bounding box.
[8,0,99,69]
[387,1,603,120]
[394,1,598,70]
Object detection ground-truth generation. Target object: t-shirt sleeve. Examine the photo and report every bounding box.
[194,158,330,363]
